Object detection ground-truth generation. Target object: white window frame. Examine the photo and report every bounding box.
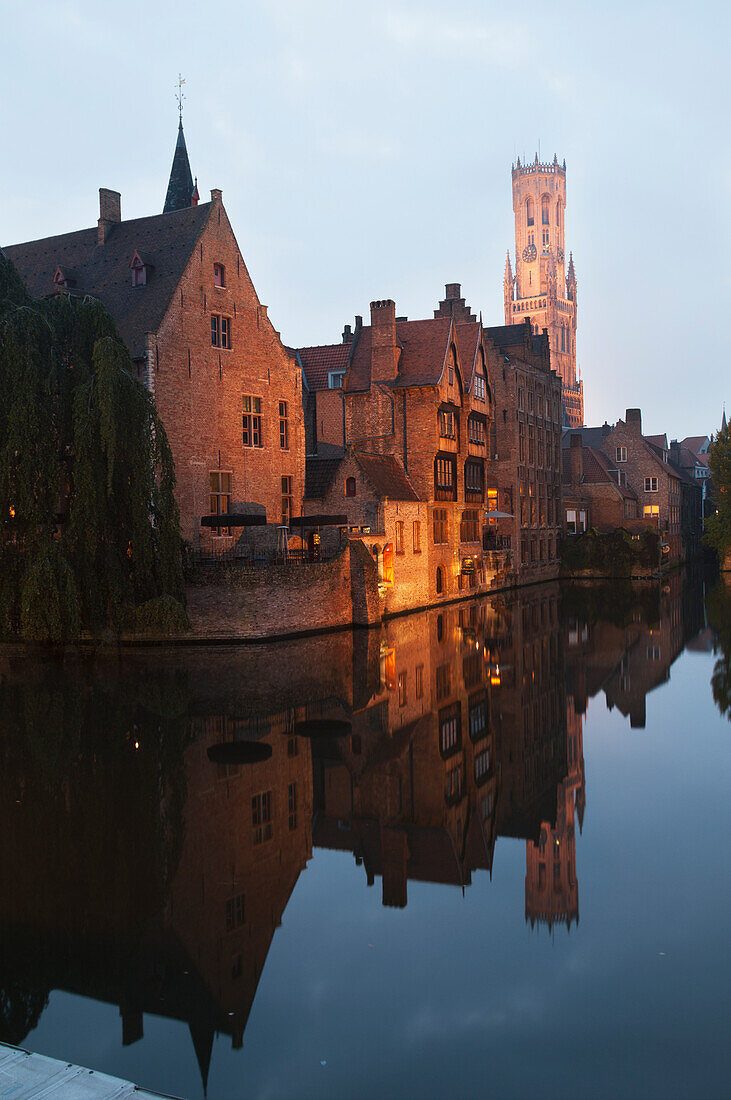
[644,476,659,492]
[616,446,627,462]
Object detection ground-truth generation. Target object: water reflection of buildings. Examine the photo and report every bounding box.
[312,586,577,931]
[1,575,704,1087]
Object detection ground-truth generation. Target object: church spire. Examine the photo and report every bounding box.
[163,119,196,213]
[722,404,727,432]
[504,250,513,288]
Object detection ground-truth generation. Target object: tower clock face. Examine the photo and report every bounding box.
[557,247,565,263]
[522,244,537,262]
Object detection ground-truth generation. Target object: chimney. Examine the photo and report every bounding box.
[97,188,121,245]
[342,323,352,344]
[370,299,399,382]
[569,433,583,486]
[626,408,642,433]
[210,188,222,204]
[445,282,461,300]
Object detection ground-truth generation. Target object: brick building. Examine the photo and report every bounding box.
[562,434,639,533]
[503,155,583,427]
[484,317,564,583]
[4,121,305,549]
[602,410,683,561]
[298,289,513,608]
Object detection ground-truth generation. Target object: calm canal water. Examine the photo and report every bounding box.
[1,570,730,1099]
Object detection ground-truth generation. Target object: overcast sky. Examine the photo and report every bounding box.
[2,0,728,437]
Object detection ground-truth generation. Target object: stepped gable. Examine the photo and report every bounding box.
[4,203,211,358]
[353,452,420,501]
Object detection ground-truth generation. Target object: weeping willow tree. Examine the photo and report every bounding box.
[705,422,731,565]
[0,254,185,640]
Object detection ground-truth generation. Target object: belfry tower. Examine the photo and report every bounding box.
[504,154,583,427]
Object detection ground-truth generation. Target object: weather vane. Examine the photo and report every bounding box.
[175,74,186,121]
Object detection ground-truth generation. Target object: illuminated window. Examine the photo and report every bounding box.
[643,505,660,518]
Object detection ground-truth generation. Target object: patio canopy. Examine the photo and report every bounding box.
[200,513,267,528]
[288,514,348,527]
[485,509,515,520]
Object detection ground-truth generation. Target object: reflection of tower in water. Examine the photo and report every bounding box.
[525,696,585,931]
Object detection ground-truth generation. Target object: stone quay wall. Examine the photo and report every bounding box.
[183,540,380,640]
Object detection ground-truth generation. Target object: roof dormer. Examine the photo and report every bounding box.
[53,265,77,290]
[129,250,154,288]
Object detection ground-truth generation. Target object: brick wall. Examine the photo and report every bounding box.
[184,541,379,639]
[152,195,305,545]
[487,333,563,584]
[602,411,683,561]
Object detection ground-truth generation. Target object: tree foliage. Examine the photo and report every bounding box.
[0,254,185,640]
[705,423,731,559]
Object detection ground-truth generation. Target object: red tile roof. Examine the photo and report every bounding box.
[298,343,350,391]
[354,452,421,501]
[562,445,637,499]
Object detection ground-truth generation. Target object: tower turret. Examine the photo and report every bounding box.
[503,154,583,426]
[163,120,196,214]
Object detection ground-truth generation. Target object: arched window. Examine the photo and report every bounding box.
[541,194,550,225]
[436,565,444,595]
[526,197,534,226]
[345,476,356,497]
[556,201,561,227]
[561,325,566,352]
